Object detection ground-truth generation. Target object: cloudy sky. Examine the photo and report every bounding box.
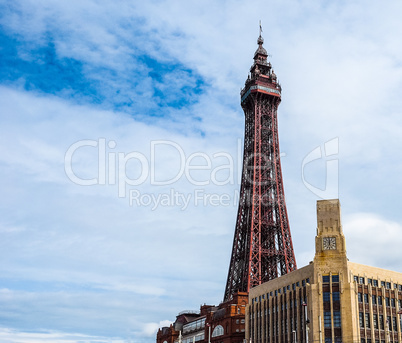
[1,0,402,342]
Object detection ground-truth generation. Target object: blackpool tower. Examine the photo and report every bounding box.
[224,29,297,301]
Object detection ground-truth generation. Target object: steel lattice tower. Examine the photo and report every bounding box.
[224,32,297,301]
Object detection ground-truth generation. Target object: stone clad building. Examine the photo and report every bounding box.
[247,199,402,343]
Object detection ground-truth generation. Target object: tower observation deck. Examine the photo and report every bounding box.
[224,32,297,301]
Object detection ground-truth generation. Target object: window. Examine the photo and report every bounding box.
[354,276,358,282]
[378,296,382,305]
[296,282,300,287]
[387,316,391,330]
[386,282,391,289]
[358,293,363,302]
[391,298,395,307]
[292,283,296,290]
[393,317,397,331]
[333,292,340,302]
[372,295,377,305]
[386,297,390,306]
[360,312,364,328]
[306,278,310,284]
[323,275,330,283]
[302,280,306,287]
[360,277,365,284]
[332,275,339,282]
[333,311,341,327]
[212,325,224,337]
[394,284,398,290]
[324,312,331,328]
[373,280,378,287]
[373,314,378,329]
[365,313,371,328]
[379,315,384,330]
[364,294,369,303]
[368,278,373,285]
[381,281,385,287]
[323,292,331,302]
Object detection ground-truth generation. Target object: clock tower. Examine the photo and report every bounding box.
[314,199,347,262]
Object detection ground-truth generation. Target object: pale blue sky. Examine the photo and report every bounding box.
[1,1,402,342]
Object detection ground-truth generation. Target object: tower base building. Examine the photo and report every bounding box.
[247,199,402,343]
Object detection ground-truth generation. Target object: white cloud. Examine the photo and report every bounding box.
[0,327,126,343]
[143,320,173,337]
[344,213,402,271]
[1,1,402,342]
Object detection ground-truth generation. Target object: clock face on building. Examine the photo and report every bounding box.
[323,237,336,250]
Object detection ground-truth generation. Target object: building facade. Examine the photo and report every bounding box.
[156,293,248,343]
[247,199,402,343]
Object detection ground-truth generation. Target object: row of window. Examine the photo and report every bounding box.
[323,292,340,302]
[361,339,385,343]
[252,279,310,304]
[357,293,402,307]
[354,276,402,291]
[325,338,342,343]
[359,312,400,331]
[250,312,305,340]
[177,333,205,343]
[324,311,341,328]
[182,318,206,334]
[323,275,340,283]
[252,296,308,318]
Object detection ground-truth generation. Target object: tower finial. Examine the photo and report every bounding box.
[259,20,263,37]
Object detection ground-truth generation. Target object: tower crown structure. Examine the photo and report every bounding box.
[224,31,296,301]
[314,199,347,260]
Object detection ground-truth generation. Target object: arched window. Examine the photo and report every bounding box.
[212,325,224,337]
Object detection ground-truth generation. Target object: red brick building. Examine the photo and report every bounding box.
[156,292,248,343]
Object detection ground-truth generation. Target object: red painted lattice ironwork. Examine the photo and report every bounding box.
[224,33,297,301]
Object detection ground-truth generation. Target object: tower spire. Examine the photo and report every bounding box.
[224,32,296,301]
